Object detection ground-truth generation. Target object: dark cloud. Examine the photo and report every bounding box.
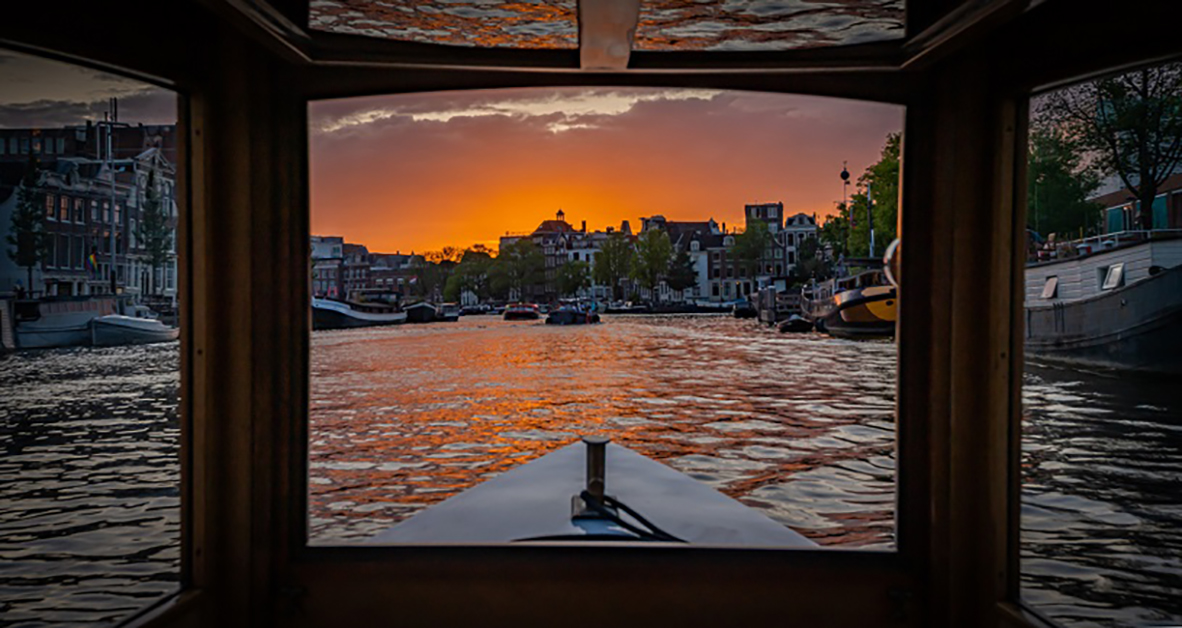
[0,89,176,129]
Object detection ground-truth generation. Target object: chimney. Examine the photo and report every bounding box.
[581,220,587,233]
[722,222,727,233]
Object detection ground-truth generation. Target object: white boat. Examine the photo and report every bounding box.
[371,438,816,547]
[91,314,180,346]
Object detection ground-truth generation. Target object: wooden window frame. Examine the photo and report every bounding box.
[3,2,1181,628]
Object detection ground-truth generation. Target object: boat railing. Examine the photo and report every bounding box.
[1029,228,1182,263]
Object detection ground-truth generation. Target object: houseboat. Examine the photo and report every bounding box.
[311,293,407,330]
[4,295,176,349]
[1024,231,1182,374]
[403,301,438,324]
[7,295,121,349]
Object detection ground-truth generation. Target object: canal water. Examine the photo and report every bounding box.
[1,315,1178,626]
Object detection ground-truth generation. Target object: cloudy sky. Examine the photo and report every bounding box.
[2,48,904,255]
[311,89,903,253]
[0,50,176,128]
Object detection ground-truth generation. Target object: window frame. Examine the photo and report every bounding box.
[5,3,1176,628]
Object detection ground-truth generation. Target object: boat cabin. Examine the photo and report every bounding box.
[3,2,1178,628]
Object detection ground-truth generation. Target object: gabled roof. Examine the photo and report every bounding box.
[532,219,574,235]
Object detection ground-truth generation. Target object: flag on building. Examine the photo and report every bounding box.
[86,248,98,274]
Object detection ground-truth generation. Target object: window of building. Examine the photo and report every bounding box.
[59,195,69,222]
[46,194,55,220]
[73,198,84,223]
[32,138,41,154]
[103,200,110,223]
[45,236,56,268]
[8,137,15,154]
[0,137,5,155]
[57,137,65,153]
[90,199,98,222]
[788,251,796,264]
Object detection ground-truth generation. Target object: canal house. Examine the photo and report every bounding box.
[3,2,1178,628]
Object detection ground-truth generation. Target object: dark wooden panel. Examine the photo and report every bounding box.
[299,64,914,105]
[0,1,214,90]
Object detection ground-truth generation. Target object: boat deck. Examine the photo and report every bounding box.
[370,442,816,548]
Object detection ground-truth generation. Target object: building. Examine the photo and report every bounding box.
[500,209,608,301]
[1090,172,1182,234]
[782,212,819,272]
[310,235,344,298]
[0,146,178,301]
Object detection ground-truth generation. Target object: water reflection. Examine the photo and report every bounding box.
[309,315,898,546]
[0,343,180,626]
[1022,362,1182,628]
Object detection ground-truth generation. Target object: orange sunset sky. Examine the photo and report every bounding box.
[309,88,904,255]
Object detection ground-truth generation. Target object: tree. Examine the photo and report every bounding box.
[426,246,464,266]
[1038,63,1182,230]
[491,239,544,300]
[449,247,494,302]
[1027,126,1103,237]
[818,212,849,259]
[556,260,591,297]
[730,219,772,279]
[846,132,900,258]
[6,157,48,294]
[791,236,831,286]
[137,169,173,297]
[630,228,673,301]
[593,232,634,301]
[665,247,697,296]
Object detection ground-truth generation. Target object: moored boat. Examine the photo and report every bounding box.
[1024,232,1182,374]
[503,303,540,320]
[10,296,122,349]
[403,301,438,324]
[436,302,461,322]
[777,314,814,333]
[371,438,816,547]
[312,297,407,330]
[732,299,757,319]
[91,314,179,346]
[801,268,897,339]
[604,301,651,314]
[545,304,600,325]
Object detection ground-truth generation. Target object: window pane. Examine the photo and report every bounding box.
[1023,60,1182,626]
[308,88,903,549]
[0,48,182,625]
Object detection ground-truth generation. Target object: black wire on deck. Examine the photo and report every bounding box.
[578,490,686,543]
